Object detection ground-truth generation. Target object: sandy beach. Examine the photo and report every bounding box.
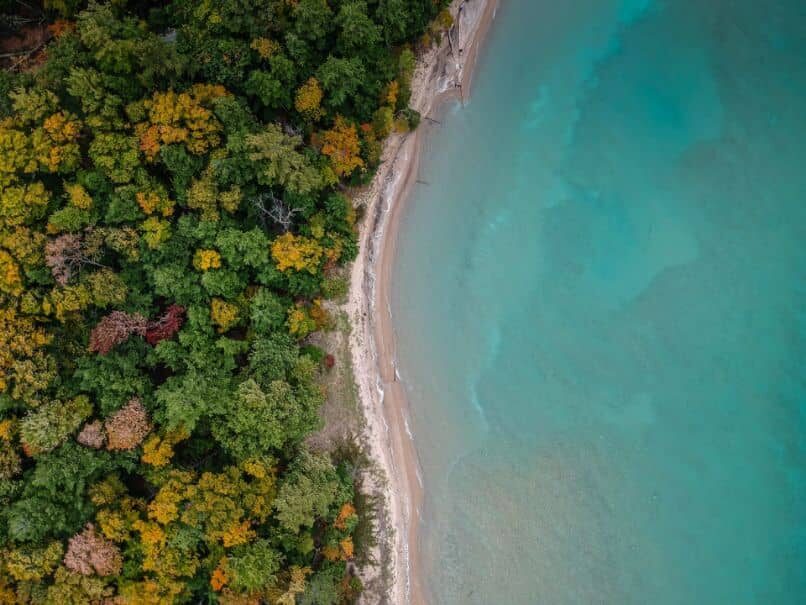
[346,1,500,603]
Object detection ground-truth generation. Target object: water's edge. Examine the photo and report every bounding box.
[347,2,500,603]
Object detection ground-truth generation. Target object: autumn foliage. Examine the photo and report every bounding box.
[271,232,324,274]
[88,311,148,355]
[0,307,53,400]
[295,77,324,121]
[321,116,364,177]
[104,398,151,451]
[192,249,222,271]
[145,305,186,346]
[136,85,228,161]
[45,233,92,286]
[76,420,105,449]
[64,524,123,577]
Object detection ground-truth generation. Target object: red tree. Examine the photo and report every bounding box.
[88,311,147,354]
[145,304,185,345]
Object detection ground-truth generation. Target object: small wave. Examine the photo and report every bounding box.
[467,322,504,432]
[468,383,490,432]
[404,416,414,440]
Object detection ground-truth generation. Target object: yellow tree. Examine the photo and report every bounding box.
[1,92,81,177]
[136,85,228,161]
[321,116,364,178]
[136,190,174,217]
[211,298,239,333]
[270,232,323,274]
[193,249,222,271]
[45,566,114,603]
[141,217,172,249]
[186,168,242,221]
[294,77,323,121]
[0,121,34,188]
[0,249,23,296]
[65,182,93,209]
[286,303,317,339]
[0,307,54,404]
[89,476,146,544]
[2,542,63,582]
[250,37,280,59]
[382,80,399,107]
[141,427,190,468]
[1,227,46,274]
[127,462,276,592]
[34,111,82,173]
[0,181,50,227]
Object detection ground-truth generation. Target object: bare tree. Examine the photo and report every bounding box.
[105,397,151,451]
[64,524,122,577]
[45,233,106,286]
[253,192,302,232]
[77,421,105,449]
[281,121,302,138]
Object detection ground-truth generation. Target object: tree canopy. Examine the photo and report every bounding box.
[0,0,452,602]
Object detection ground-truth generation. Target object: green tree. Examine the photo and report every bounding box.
[317,56,366,111]
[213,377,320,460]
[246,124,323,194]
[66,67,126,131]
[249,288,286,334]
[336,1,382,53]
[76,2,183,92]
[227,539,282,593]
[5,443,119,542]
[88,133,140,184]
[298,564,345,605]
[20,396,93,456]
[246,333,299,386]
[293,0,334,45]
[273,451,344,533]
[246,54,296,110]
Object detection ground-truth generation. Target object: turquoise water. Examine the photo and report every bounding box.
[391,0,806,603]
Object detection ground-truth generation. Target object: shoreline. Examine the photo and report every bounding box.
[346,1,500,603]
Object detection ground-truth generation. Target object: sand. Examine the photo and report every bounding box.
[345,1,500,603]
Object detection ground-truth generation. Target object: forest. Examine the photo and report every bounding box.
[0,0,451,603]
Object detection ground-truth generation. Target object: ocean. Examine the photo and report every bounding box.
[390,0,806,603]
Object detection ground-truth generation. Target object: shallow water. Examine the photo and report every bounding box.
[391,0,806,603]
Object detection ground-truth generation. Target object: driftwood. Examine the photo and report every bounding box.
[449,0,470,105]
